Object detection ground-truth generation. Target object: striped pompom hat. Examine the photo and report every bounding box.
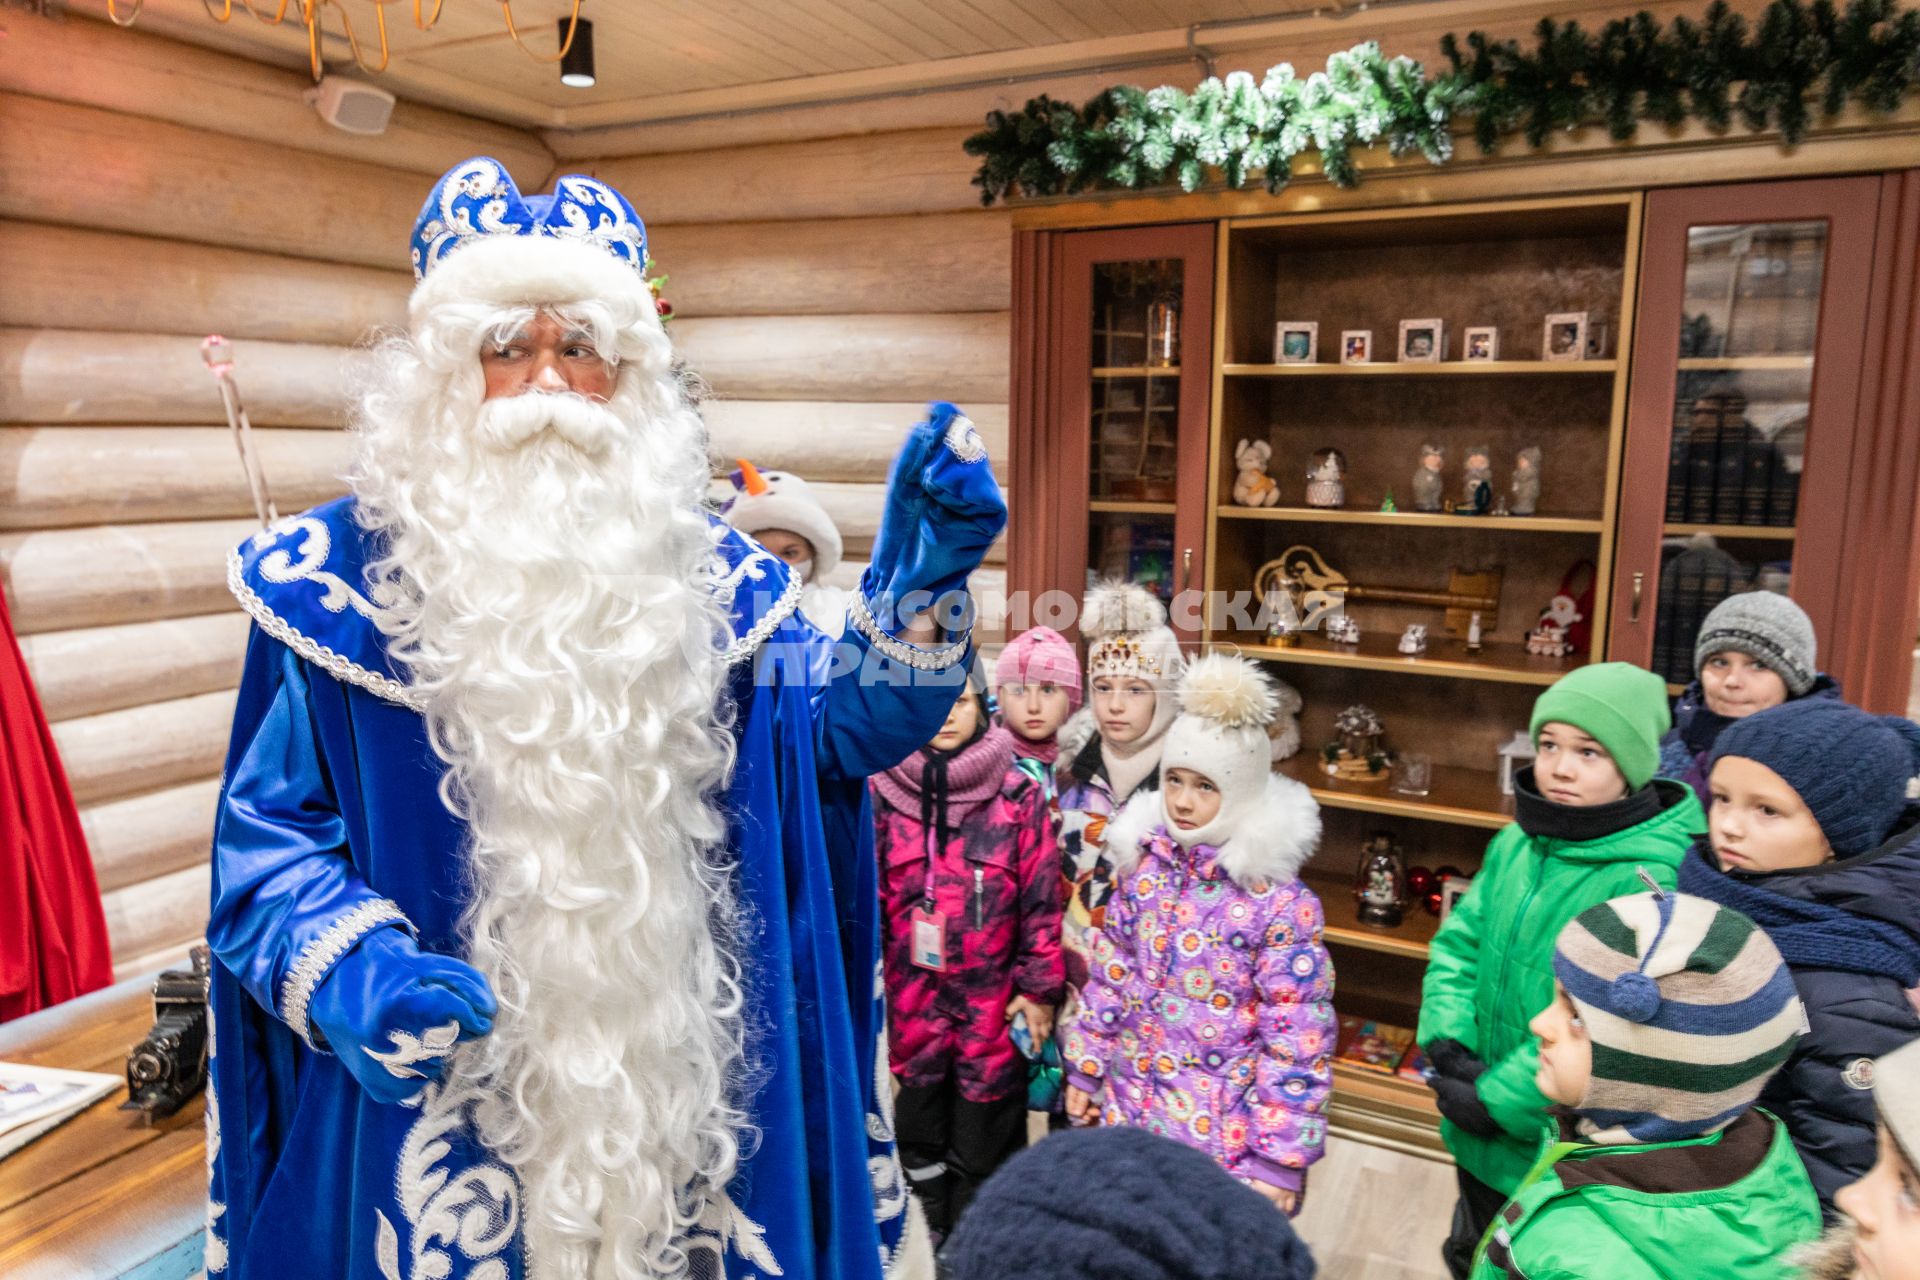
[1552,888,1804,1145]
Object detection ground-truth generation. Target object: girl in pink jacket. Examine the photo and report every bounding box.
[1063,654,1334,1217]
[872,671,1064,1242]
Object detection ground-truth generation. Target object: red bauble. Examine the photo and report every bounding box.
[1424,865,1466,915]
[655,297,674,318]
[1422,889,1443,916]
[1406,865,1436,898]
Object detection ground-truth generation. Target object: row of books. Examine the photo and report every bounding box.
[1664,392,1801,527]
[1649,542,1792,687]
[1333,1016,1431,1083]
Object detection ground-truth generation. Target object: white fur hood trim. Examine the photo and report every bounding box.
[410,233,655,329]
[1054,705,1098,775]
[1104,773,1321,888]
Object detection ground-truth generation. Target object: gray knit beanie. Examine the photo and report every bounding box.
[1694,591,1818,696]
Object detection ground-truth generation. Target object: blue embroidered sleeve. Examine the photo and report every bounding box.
[207,632,412,1048]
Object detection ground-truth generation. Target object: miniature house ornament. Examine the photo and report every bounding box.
[1498,730,1538,796]
[1305,447,1347,508]
[1232,438,1281,507]
[1326,613,1361,646]
[1354,831,1410,928]
[1324,704,1389,784]
[1397,623,1428,655]
[1511,446,1542,516]
[1412,443,1446,512]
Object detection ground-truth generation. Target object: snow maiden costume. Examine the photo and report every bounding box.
[203,158,1003,1280]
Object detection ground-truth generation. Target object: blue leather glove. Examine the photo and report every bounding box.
[306,926,497,1105]
[859,402,1007,634]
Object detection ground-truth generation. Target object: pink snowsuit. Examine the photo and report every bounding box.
[873,728,1065,1103]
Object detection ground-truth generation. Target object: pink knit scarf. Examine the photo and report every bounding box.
[873,724,1016,831]
[1008,731,1060,768]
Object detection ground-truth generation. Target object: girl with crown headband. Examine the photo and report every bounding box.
[1051,583,1186,1104]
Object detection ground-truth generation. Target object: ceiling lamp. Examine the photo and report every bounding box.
[559,17,596,89]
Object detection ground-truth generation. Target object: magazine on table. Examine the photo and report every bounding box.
[0,1061,121,1160]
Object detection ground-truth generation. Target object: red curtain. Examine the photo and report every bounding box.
[0,589,111,1021]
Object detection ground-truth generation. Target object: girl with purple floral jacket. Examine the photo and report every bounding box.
[1064,654,1334,1217]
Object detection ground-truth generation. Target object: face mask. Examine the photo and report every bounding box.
[790,558,814,584]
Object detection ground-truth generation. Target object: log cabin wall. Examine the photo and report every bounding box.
[0,16,553,981]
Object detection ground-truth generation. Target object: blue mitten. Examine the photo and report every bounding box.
[859,401,1007,635]
[305,926,497,1105]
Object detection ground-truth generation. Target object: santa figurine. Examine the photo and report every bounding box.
[1527,592,1585,657]
[202,158,986,1279]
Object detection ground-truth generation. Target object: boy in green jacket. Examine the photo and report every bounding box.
[1471,890,1819,1279]
[1419,663,1707,1277]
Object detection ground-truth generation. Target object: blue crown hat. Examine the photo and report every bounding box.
[409,157,648,282]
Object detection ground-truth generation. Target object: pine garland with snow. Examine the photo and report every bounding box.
[963,0,1920,204]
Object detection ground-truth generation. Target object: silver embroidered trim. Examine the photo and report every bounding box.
[942,414,988,463]
[721,562,804,664]
[228,548,427,711]
[848,593,971,671]
[280,899,411,1049]
[365,1020,461,1082]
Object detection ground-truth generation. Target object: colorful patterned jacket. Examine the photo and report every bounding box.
[874,767,1064,1102]
[1064,779,1335,1192]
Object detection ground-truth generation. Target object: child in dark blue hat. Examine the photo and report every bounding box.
[1679,697,1920,1213]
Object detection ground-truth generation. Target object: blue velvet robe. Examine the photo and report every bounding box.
[204,496,956,1279]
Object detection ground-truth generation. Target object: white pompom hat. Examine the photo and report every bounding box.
[718,459,843,576]
[1161,654,1284,849]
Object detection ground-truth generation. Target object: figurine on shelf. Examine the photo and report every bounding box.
[1411,443,1445,512]
[1232,437,1280,507]
[1267,676,1304,761]
[1326,613,1361,647]
[1263,569,1305,647]
[1380,489,1398,513]
[1465,611,1484,653]
[1454,443,1493,515]
[1304,447,1347,508]
[1510,445,1542,516]
[1354,831,1409,928]
[1323,704,1389,784]
[1397,623,1428,655]
[1526,593,1583,658]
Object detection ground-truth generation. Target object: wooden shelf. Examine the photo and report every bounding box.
[1276,753,1516,831]
[1330,1061,1444,1154]
[1093,366,1180,377]
[1312,875,1441,960]
[1090,500,1178,515]
[1675,355,1814,372]
[1223,360,1617,378]
[1218,505,1603,534]
[1217,630,1582,687]
[1664,522,1796,541]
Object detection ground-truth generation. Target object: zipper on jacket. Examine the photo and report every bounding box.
[972,868,985,930]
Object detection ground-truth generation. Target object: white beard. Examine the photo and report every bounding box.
[351,360,749,1279]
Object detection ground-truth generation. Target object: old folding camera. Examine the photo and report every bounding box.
[121,944,211,1123]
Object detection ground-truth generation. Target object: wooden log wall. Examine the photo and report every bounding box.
[0,19,547,981]
[0,15,1013,984]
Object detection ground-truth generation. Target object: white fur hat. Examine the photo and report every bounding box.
[1160,654,1286,850]
[1082,581,1183,690]
[718,461,843,576]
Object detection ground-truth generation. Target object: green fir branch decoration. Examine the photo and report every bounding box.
[962,0,1920,205]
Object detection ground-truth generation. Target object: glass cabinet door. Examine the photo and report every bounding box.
[1053,225,1214,637]
[1610,178,1881,682]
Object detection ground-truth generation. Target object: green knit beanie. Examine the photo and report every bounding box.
[1529,663,1673,790]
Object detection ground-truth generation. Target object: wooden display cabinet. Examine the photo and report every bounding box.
[1009,153,1920,1154]
[1609,176,1893,702]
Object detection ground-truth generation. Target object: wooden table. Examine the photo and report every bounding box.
[0,973,206,1280]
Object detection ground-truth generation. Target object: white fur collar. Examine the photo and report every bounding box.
[1055,706,1098,776]
[1103,774,1321,889]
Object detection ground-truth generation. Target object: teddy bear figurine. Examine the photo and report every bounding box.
[1233,438,1281,507]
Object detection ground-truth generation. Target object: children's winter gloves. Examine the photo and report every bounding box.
[1426,1036,1502,1138]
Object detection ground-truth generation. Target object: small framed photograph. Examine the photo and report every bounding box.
[1463,326,1500,362]
[1586,320,1611,359]
[1274,321,1319,365]
[1440,875,1474,921]
[1340,329,1373,364]
[1398,318,1445,364]
[1543,311,1590,362]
